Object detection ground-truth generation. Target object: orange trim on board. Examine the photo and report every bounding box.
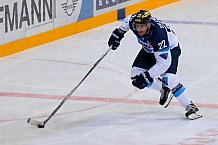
[0,11,117,57]
[0,0,179,57]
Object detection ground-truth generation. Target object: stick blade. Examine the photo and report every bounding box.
[27,118,44,128]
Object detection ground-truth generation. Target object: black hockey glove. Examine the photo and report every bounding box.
[108,28,124,50]
[131,71,153,89]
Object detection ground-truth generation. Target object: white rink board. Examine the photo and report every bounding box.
[25,21,54,37]
[1,0,54,43]
[3,0,26,43]
[0,0,4,45]
[54,0,82,28]
[0,0,145,45]
[94,0,144,16]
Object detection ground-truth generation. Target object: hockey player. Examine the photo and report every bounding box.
[108,10,202,120]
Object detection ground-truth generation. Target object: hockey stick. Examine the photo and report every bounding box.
[27,46,112,128]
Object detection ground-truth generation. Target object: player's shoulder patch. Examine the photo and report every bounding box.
[159,53,168,60]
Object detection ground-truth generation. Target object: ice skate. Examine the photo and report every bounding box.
[159,86,173,108]
[185,101,202,120]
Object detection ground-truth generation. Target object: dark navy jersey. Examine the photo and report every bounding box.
[119,14,179,78]
[120,15,178,53]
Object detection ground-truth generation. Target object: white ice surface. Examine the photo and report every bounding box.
[1,0,218,145]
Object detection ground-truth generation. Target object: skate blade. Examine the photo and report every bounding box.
[163,94,173,108]
[187,113,203,120]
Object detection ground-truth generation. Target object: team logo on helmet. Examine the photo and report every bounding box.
[134,10,151,24]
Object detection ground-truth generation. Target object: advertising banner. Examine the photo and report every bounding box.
[0,0,4,45]
[0,0,54,43]
[0,0,146,46]
[94,0,144,16]
[25,0,54,37]
[54,0,82,28]
[2,0,26,43]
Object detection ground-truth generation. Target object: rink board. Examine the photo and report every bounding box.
[0,0,179,57]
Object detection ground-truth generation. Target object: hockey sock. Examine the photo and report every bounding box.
[172,84,190,107]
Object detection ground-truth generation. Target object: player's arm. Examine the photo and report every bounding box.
[148,42,172,78]
[131,45,171,90]
[108,15,132,50]
[119,15,132,32]
[149,47,171,78]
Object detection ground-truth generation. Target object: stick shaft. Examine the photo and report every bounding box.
[43,47,111,125]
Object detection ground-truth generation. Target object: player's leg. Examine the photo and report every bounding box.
[131,49,173,106]
[131,48,174,107]
[163,46,202,119]
[162,73,202,119]
[159,84,172,108]
[159,45,181,108]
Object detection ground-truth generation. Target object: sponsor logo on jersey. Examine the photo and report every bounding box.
[159,53,168,60]
[138,39,154,53]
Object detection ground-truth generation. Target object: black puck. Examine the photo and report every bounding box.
[38,125,45,128]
